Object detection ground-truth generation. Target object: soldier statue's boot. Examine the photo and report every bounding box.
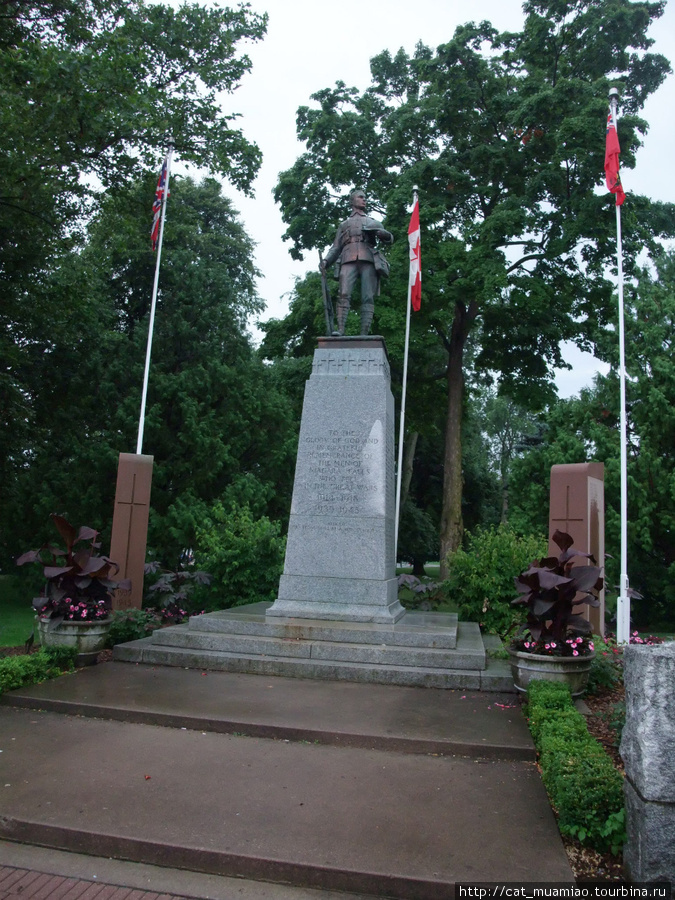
[334,301,349,336]
[360,303,374,336]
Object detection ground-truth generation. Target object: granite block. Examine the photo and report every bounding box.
[150,628,313,659]
[268,338,399,623]
[624,777,675,883]
[620,642,675,801]
[308,641,478,669]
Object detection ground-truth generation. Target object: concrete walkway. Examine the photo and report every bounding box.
[0,843,369,899]
[0,662,574,898]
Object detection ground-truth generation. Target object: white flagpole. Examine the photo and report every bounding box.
[395,186,418,558]
[136,138,174,455]
[609,88,630,644]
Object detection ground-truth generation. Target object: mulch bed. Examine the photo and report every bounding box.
[2,644,628,881]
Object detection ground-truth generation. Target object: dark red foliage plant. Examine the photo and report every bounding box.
[16,514,130,629]
[510,530,603,656]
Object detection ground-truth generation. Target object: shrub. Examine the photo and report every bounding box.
[526,679,626,854]
[528,704,588,747]
[443,526,546,636]
[397,574,444,610]
[106,608,161,647]
[195,502,286,608]
[587,636,623,694]
[586,631,663,695]
[526,679,573,711]
[0,647,75,695]
[551,752,625,853]
[144,562,211,622]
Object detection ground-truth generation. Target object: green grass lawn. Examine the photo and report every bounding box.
[396,563,441,578]
[0,576,38,647]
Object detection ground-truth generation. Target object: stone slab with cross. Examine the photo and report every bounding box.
[549,462,605,636]
[110,453,154,611]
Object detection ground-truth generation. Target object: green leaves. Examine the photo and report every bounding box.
[0,0,269,561]
[272,0,673,560]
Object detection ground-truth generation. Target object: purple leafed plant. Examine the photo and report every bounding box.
[17,514,130,629]
[510,529,603,656]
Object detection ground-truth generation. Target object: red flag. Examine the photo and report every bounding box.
[408,199,421,311]
[605,112,625,206]
[151,157,169,250]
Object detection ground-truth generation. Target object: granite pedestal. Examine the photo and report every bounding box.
[113,336,509,689]
[269,336,403,623]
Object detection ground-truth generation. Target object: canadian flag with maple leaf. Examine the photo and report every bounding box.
[408,198,421,311]
[605,111,626,206]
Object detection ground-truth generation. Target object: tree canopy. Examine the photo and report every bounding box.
[1,175,298,566]
[0,0,302,568]
[272,0,674,573]
[0,0,267,514]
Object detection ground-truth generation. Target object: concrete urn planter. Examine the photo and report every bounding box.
[508,648,595,697]
[37,617,112,666]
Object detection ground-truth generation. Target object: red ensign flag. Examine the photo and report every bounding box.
[408,199,421,311]
[605,112,625,207]
[151,157,169,250]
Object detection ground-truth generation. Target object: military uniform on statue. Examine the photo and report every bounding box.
[321,189,393,335]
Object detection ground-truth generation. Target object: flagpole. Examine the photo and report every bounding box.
[609,88,630,644]
[395,186,418,558]
[136,138,174,455]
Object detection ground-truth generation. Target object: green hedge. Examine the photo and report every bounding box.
[0,647,76,695]
[525,680,626,854]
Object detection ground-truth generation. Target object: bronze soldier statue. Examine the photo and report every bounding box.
[320,189,393,335]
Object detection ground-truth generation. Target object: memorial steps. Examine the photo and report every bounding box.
[0,663,574,897]
[113,602,514,692]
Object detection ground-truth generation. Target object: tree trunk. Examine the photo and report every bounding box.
[501,480,509,523]
[400,430,418,512]
[412,557,427,578]
[439,301,476,579]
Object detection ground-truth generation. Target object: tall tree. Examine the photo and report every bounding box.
[1,177,298,566]
[0,0,267,509]
[510,252,675,626]
[272,0,673,574]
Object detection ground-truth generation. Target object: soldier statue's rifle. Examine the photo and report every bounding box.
[319,250,335,336]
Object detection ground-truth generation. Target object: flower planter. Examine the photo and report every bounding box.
[508,648,595,696]
[37,617,112,666]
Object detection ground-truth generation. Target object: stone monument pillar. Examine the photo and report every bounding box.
[268,336,403,623]
[621,642,675,882]
[549,463,605,636]
[110,452,153,610]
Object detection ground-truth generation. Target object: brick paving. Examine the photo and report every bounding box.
[0,866,192,900]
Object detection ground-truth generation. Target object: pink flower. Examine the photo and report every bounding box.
[589,642,594,650]
[545,643,551,650]
[550,642,557,648]
[573,650,579,656]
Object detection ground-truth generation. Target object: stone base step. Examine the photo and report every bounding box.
[187,602,459,648]
[115,642,487,688]
[110,605,520,691]
[114,642,514,692]
[146,625,478,670]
